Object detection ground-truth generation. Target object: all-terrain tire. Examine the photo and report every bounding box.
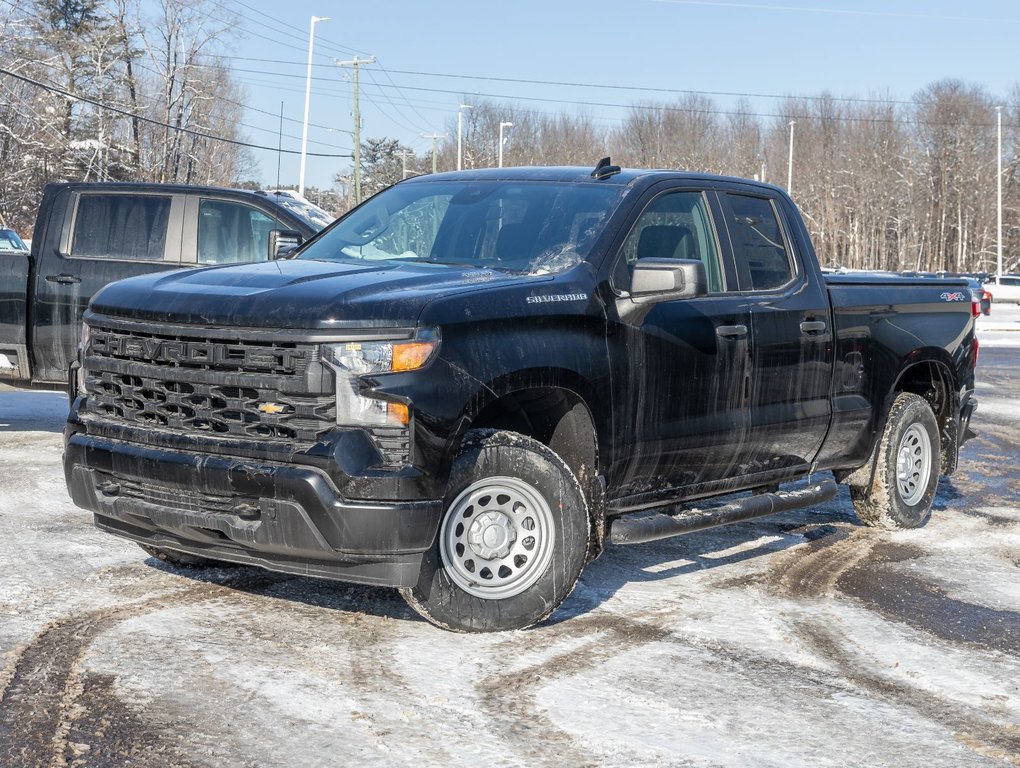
[138,543,228,568]
[850,392,940,529]
[400,429,590,633]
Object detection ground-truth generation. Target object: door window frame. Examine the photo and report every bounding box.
[60,191,186,263]
[608,186,736,296]
[718,191,801,295]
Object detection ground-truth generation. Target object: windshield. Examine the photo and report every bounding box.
[0,229,28,252]
[297,180,626,274]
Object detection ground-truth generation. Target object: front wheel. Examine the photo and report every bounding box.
[850,392,941,529]
[400,430,590,632]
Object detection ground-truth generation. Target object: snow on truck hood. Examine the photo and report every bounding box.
[88,258,524,330]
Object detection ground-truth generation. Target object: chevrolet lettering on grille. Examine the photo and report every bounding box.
[100,334,299,372]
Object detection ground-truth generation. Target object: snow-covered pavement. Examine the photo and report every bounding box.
[0,350,1018,767]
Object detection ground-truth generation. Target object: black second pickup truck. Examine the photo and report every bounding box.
[64,163,977,632]
[1,182,327,386]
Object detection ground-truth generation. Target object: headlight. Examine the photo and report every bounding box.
[76,321,91,395]
[321,329,439,427]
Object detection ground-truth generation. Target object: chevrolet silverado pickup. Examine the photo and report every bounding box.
[1,182,328,386]
[63,162,978,632]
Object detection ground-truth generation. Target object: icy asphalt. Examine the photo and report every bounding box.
[0,311,1018,768]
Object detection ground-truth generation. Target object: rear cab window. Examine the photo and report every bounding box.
[69,194,175,261]
[723,193,797,291]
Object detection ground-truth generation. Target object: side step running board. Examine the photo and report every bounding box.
[609,479,838,546]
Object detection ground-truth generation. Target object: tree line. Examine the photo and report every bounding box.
[353,83,1020,275]
[0,0,250,234]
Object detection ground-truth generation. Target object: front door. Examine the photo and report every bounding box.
[606,187,754,506]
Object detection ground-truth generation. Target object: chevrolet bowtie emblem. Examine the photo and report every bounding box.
[257,402,290,415]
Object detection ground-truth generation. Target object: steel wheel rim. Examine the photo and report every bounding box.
[440,476,556,600]
[896,423,932,506]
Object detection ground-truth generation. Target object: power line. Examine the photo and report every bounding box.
[0,66,353,157]
[11,53,353,150]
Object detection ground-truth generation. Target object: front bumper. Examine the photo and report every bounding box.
[64,433,443,587]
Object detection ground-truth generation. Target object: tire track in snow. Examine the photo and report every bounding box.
[765,527,1020,763]
[0,569,276,768]
[473,613,672,767]
[796,621,1020,765]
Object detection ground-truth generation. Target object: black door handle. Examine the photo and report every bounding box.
[800,320,826,334]
[45,274,81,285]
[716,324,748,339]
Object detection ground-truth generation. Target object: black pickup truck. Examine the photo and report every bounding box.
[64,163,978,632]
[0,182,327,386]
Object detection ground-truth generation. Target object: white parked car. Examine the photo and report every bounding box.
[985,275,1020,303]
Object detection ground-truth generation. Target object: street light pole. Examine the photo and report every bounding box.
[299,15,329,197]
[457,104,472,171]
[787,120,795,195]
[997,105,1003,285]
[498,121,513,168]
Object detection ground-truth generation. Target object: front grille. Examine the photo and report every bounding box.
[83,323,336,448]
[89,327,310,376]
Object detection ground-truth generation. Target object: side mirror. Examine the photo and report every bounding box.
[630,258,708,300]
[268,229,303,260]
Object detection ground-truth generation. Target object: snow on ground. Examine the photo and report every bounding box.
[0,352,1018,767]
[978,302,1020,347]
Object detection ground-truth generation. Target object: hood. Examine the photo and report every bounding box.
[89,258,530,329]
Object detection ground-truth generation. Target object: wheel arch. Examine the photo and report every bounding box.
[842,350,960,488]
[449,368,606,557]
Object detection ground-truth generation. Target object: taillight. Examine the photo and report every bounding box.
[971,300,980,317]
[974,336,979,368]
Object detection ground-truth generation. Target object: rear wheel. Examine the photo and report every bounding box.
[400,430,589,632]
[850,392,940,529]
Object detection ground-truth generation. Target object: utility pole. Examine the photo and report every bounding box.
[421,132,445,174]
[336,55,376,205]
[398,150,415,179]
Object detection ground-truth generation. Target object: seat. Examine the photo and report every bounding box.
[637,224,694,261]
[494,223,533,267]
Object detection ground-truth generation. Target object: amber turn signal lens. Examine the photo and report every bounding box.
[391,341,437,372]
[387,402,410,426]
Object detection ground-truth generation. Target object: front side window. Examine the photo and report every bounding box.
[71,194,171,260]
[726,194,794,291]
[615,190,724,293]
[298,181,627,275]
[198,200,283,265]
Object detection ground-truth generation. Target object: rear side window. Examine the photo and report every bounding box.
[71,194,171,260]
[198,200,282,265]
[725,194,794,291]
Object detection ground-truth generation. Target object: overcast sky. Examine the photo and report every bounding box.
[211,0,1020,190]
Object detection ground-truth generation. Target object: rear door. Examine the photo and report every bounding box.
[717,190,832,475]
[32,190,185,383]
